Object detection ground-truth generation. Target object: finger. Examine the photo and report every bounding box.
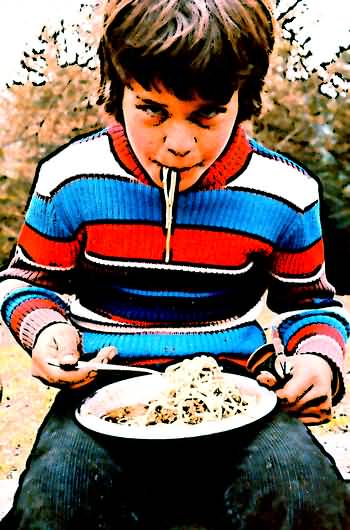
[281,387,330,411]
[284,393,332,424]
[52,363,97,383]
[69,373,98,389]
[276,380,314,405]
[294,396,331,417]
[282,390,328,413]
[299,405,332,419]
[49,327,81,366]
[32,358,97,387]
[36,336,80,367]
[56,339,81,366]
[60,354,80,366]
[256,371,278,388]
[93,346,117,364]
[292,407,332,425]
[287,401,331,419]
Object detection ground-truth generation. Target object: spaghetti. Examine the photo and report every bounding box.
[101,355,254,426]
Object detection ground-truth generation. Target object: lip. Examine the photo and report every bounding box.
[153,161,200,172]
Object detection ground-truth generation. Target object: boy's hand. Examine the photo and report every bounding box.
[31,323,116,389]
[275,354,333,425]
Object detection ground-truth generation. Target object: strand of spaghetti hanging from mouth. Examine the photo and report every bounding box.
[161,167,178,263]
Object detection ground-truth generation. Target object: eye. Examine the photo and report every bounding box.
[191,106,227,126]
[198,108,220,119]
[135,104,168,120]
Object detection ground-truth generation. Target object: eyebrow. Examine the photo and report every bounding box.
[135,96,169,108]
[135,95,228,113]
[197,104,228,113]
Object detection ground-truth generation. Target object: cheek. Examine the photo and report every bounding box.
[128,125,155,160]
[202,128,233,161]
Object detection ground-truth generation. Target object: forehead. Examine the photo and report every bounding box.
[126,79,225,107]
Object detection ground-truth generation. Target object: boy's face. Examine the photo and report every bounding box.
[122,80,239,191]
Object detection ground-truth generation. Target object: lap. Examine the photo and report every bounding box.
[2,383,349,530]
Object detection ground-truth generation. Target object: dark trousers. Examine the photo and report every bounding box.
[1,379,349,530]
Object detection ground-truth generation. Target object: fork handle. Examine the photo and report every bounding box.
[47,359,160,375]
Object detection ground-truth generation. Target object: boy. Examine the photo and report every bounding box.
[1,0,349,528]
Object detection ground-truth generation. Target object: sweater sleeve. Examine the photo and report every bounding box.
[1,284,70,351]
[266,184,350,404]
[0,158,82,352]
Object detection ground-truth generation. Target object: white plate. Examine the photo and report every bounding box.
[75,373,277,440]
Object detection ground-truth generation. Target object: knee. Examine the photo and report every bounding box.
[223,444,348,529]
[224,473,348,530]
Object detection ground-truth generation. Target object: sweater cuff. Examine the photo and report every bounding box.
[1,286,69,352]
[19,309,69,351]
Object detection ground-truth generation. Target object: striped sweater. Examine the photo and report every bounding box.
[1,123,349,402]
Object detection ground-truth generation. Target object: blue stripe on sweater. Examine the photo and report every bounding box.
[116,286,224,298]
[177,190,321,248]
[26,179,162,238]
[249,139,307,175]
[25,178,321,248]
[1,287,67,324]
[277,310,350,344]
[79,322,266,359]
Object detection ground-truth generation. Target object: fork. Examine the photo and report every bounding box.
[47,359,162,376]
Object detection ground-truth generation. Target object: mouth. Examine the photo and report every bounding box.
[153,161,201,173]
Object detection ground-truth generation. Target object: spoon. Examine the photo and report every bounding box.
[47,359,162,376]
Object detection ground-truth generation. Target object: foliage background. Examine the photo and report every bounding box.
[0,2,350,291]
[0,1,350,518]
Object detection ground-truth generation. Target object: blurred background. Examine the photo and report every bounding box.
[0,1,350,503]
[0,0,350,292]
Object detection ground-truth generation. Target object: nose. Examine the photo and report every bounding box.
[163,122,197,158]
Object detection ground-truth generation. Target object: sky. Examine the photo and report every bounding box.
[0,0,349,88]
[0,0,92,87]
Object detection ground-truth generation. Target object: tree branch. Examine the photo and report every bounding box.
[276,0,302,22]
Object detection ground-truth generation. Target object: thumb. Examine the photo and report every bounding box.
[49,324,81,365]
[256,370,278,388]
[92,346,118,364]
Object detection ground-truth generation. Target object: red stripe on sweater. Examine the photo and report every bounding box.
[124,355,248,369]
[86,224,164,260]
[172,228,271,265]
[286,323,345,354]
[10,298,64,333]
[18,224,80,268]
[217,355,248,367]
[273,240,324,276]
[125,357,175,367]
[86,224,272,266]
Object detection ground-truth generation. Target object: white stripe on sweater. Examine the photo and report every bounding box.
[84,252,255,275]
[36,135,135,197]
[229,153,318,211]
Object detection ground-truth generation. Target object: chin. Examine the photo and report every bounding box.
[178,172,203,191]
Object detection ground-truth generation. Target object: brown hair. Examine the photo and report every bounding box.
[97,0,275,124]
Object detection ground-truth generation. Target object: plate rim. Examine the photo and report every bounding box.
[75,373,277,440]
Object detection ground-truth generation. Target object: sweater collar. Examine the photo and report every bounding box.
[108,122,252,190]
